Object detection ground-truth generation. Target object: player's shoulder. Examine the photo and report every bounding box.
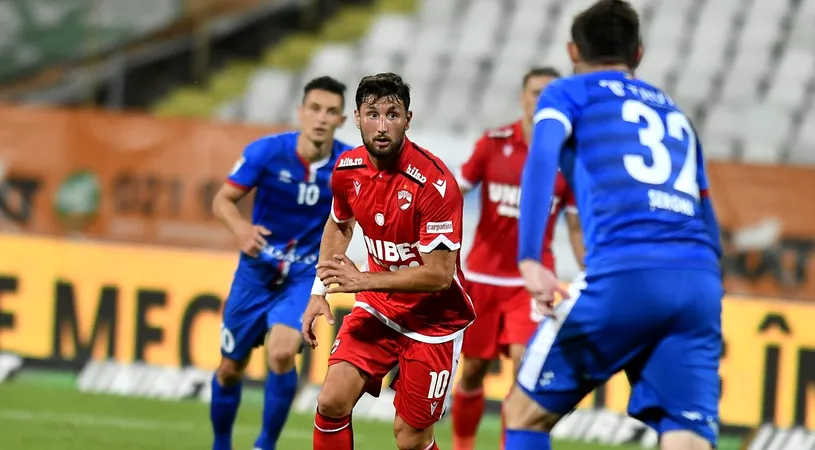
[245,131,297,159]
[548,75,585,92]
[333,145,368,171]
[482,122,518,140]
[408,141,452,179]
[405,141,460,199]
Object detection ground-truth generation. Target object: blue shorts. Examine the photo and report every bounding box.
[517,269,723,446]
[219,277,311,361]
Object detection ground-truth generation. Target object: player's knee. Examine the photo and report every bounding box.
[316,386,355,418]
[266,346,297,374]
[503,386,560,432]
[215,358,245,386]
[392,418,433,450]
[458,358,490,391]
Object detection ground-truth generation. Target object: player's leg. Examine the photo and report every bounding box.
[313,309,399,450]
[452,282,501,450]
[253,280,312,450]
[394,334,464,450]
[502,284,546,381]
[314,361,368,450]
[212,282,268,450]
[503,273,666,449]
[501,285,545,449]
[502,297,585,450]
[625,269,723,450]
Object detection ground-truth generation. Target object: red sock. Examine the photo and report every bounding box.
[452,387,485,450]
[313,411,353,450]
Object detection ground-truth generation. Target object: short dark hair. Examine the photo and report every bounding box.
[303,76,347,106]
[571,0,641,68]
[522,67,562,87]
[355,73,411,110]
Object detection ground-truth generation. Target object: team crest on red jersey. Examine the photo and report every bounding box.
[397,189,413,210]
[503,143,513,157]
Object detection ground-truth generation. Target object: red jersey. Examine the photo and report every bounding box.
[331,139,475,343]
[457,121,576,286]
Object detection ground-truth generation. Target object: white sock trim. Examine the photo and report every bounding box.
[314,421,351,433]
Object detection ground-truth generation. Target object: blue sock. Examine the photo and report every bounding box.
[505,429,552,450]
[210,376,242,450]
[253,369,298,450]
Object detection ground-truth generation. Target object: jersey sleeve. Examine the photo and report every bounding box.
[418,174,464,253]
[457,136,490,189]
[330,162,353,223]
[532,79,582,138]
[518,80,582,263]
[227,139,268,191]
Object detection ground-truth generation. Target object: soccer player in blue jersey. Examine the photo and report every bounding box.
[209,76,354,450]
[504,1,724,449]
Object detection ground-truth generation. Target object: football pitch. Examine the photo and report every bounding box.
[0,375,743,450]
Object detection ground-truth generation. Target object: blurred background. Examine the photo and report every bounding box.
[0,0,813,448]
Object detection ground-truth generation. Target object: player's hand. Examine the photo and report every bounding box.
[519,259,569,319]
[316,254,367,294]
[237,223,271,257]
[301,294,335,349]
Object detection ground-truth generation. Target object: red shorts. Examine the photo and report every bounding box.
[461,281,540,360]
[328,308,463,430]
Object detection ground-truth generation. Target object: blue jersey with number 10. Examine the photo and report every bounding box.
[536,71,721,276]
[227,131,353,287]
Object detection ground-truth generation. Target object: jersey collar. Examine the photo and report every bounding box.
[362,138,415,180]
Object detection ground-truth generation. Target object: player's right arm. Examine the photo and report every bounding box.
[457,135,490,195]
[302,168,357,348]
[213,140,272,257]
[518,80,579,313]
[318,171,464,294]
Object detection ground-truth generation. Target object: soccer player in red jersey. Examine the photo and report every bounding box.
[302,73,476,450]
[451,67,586,450]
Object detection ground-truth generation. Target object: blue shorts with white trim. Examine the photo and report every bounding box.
[516,269,723,446]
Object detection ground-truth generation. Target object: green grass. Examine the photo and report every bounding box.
[0,376,743,449]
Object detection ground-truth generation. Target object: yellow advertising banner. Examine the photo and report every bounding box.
[2,233,815,429]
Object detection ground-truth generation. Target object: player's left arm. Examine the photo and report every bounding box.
[360,175,463,293]
[695,138,723,258]
[563,189,586,269]
[518,81,578,266]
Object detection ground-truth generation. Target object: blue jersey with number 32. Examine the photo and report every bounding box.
[539,71,720,276]
[227,131,353,287]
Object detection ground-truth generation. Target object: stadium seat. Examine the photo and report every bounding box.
[452,1,503,61]
[362,15,414,57]
[739,104,793,164]
[243,69,297,124]
[764,48,814,112]
[196,0,814,165]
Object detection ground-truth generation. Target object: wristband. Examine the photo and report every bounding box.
[311,276,327,296]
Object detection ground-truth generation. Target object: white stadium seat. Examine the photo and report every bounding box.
[225,0,815,166]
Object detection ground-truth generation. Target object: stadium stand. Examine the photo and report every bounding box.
[211,0,815,166]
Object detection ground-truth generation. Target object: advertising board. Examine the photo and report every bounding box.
[2,234,815,430]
